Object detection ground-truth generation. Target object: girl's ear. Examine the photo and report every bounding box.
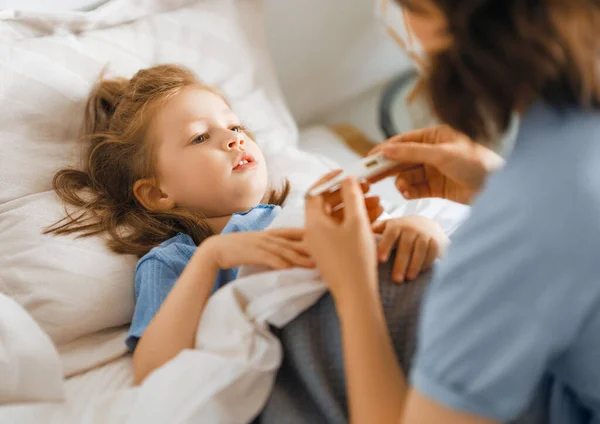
[133,178,176,211]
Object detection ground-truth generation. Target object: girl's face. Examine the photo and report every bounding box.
[148,87,269,219]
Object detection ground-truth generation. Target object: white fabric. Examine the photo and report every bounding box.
[0,191,465,423]
[0,0,297,379]
[0,293,65,403]
[0,204,325,423]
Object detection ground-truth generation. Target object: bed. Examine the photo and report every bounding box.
[0,0,469,422]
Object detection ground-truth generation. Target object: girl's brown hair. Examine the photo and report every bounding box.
[398,0,600,141]
[46,64,289,257]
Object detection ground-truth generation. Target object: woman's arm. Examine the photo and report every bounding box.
[305,177,498,424]
[336,279,496,424]
[336,282,407,423]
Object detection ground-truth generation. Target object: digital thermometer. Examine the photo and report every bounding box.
[307,153,400,197]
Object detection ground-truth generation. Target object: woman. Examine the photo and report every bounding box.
[304,0,600,423]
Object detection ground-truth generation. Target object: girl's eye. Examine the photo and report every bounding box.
[192,133,209,145]
[231,125,245,133]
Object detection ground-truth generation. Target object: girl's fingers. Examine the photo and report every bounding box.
[423,239,440,271]
[268,227,305,241]
[264,241,314,269]
[273,237,312,258]
[406,236,428,280]
[259,249,293,270]
[393,230,417,283]
[378,226,400,263]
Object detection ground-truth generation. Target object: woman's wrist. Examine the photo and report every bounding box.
[332,275,381,318]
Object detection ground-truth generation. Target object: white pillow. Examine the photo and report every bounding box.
[0,0,298,377]
[0,292,65,402]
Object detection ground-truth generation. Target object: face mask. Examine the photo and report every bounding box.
[379,0,429,67]
[377,0,428,100]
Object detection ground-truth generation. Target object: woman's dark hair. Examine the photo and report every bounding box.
[397,0,600,141]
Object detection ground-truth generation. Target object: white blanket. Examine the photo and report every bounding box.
[0,205,329,424]
[0,186,468,423]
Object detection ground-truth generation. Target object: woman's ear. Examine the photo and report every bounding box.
[133,178,176,211]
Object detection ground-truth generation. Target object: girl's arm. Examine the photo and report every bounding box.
[132,228,313,385]
[132,245,218,385]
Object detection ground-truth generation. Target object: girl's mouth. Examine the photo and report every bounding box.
[233,153,257,171]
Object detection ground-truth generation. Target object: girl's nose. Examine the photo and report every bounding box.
[227,137,245,150]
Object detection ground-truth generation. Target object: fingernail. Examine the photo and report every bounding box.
[403,191,410,198]
[395,273,404,283]
[380,253,389,262]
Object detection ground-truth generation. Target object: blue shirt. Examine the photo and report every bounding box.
[411,103,600,423]
[126,205,280,352]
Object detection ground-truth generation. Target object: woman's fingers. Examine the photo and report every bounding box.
[340,178,369,222]
[368,205,385,223]
[393,230,418,283]
[382,142,442,166]
[406,236,428,280]
[372,220,387,234]
[305,192,329,226]
[331,196,381,222]
[323,180,370,209]
[309,169,343,190]
[394,178,420,200]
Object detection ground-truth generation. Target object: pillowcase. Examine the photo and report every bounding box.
[0,292,65,402]
[0,0,298,377]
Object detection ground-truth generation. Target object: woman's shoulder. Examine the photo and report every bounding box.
[500,105,600,209]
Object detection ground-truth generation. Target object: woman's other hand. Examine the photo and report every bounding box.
[370,125,504,205]
[305,177,379,306]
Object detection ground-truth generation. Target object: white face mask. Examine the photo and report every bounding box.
[377,0,427,72]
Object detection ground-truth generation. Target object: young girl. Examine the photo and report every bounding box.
[48,64,448,385]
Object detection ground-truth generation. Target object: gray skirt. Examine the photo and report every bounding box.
[258,259,551,424]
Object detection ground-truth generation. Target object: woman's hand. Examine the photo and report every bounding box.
[305,177,379,306]
[373,216,449,283]
[370,125,504,205]
[313,170,384,223]
[202,228,314,270]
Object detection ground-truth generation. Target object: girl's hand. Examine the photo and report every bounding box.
[373,216,449,283]
[201,228,314,270]
[305,177,378,305]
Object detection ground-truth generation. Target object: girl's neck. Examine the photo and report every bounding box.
[207,215,233,234]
